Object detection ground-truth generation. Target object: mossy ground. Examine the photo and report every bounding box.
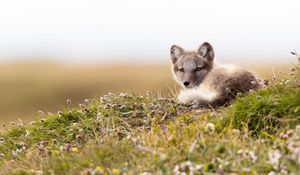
[0,59,300,175]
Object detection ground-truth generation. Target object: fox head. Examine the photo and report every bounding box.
[170,42,215,88]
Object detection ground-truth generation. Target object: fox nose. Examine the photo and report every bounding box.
[183,81,190,86]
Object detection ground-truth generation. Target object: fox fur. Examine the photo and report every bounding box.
[170,42,264,108]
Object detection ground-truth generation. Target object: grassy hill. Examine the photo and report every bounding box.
[0,63,289,127]
[0,58,299,174]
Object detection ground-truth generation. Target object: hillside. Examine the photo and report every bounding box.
[0,58,299,175]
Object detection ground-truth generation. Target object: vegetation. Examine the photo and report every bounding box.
[0,64,174,125]
[0,59,299,174]
[0,63,288,126]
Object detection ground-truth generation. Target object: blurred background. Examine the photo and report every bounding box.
[0,0,299,126]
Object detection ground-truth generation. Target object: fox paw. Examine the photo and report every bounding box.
[191,99,208,109]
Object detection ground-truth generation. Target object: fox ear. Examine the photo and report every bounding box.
[198,42,214,61]
[170,45,185,63]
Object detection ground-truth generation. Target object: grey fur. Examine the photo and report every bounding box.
[170,42,264,108]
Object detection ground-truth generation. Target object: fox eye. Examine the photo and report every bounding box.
[195,67,202,72]
[179,68,184,72]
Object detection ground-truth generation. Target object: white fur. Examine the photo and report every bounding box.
[214,63,238,74]
[178,85,219,104]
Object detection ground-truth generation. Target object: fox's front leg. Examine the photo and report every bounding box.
[178,97,209,108]
[178,89,213,108]
[190,99,210,108]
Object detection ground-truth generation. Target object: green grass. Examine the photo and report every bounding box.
[223,72,300,135]
[0,60,299,174]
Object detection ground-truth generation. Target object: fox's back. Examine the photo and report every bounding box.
[200,65,263,105]
[203,65,261,90]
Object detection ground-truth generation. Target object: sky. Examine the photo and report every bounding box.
[0,0,299,64]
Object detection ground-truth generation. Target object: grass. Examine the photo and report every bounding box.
[0,63,175,126]
[0,62,289,127]
[0,60,299,174]
[223,71,300,135]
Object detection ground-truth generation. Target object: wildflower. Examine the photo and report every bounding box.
[205,123,215,132]
[112,168,120,174]
[286,130,294,137]
[279,133,288,140]
[173,161,202,174]
[173,165,180,175]
[248,151,257,163]
[237,149,257,163]
[71,147,79,153]
[29,121,36,125]
[180,161,193,171]
[268,149,281,170]
[64,143,72,152]
[99,97,104,103]
[84,99,90,104]
[119,92,128,97]
[93,166,105,174]
[17,148,23,154]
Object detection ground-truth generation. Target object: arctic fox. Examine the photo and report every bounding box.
[170,42,264,108]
